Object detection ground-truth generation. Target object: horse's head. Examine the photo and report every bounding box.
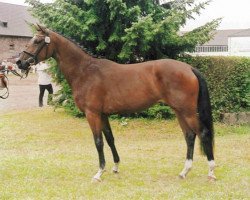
[16,24,54,74]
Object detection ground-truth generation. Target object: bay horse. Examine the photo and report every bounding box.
[16,24,216,181]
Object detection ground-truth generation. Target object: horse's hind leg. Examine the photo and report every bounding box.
[102,115,120,173]
[200,126,216,180]
[176,110,216,180]
[175,111,197,179]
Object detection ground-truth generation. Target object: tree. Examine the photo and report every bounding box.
[25,0,221,117]
[26,0,220,62]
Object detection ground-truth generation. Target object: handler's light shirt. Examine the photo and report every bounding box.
[36,62,52,85]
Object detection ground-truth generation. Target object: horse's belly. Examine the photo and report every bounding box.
[103,92,158,114]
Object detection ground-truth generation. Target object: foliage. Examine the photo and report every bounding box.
[26,0,221,119]
[122,103,175,119]
[26,0,220,62]
[179,56,250,119]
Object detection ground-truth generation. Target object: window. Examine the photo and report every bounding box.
[0,21,8,27]
[9,43,15,50]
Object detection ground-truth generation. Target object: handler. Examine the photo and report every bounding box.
[35,61,53,107]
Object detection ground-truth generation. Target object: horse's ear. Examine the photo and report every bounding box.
[33,23,40,31]
[35,23,48,34]
[25,20,33,27]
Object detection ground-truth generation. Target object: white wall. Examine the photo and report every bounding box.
[228,37,250,57]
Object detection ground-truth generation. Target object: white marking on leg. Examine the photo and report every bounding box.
[92,168,105,182]
[112,162,119,173]
[208,160,216,180]
[179,159,192,179]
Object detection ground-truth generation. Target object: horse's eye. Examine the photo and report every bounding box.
[34,39,41,44]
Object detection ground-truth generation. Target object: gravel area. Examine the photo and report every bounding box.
[0,74,57,112]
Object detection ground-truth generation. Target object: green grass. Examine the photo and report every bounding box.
[0,108,249,200]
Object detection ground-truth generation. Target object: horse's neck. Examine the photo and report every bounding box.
[52,32,92,85]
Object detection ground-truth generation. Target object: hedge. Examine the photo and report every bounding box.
[51,56,250,120]
[179,56,250,119]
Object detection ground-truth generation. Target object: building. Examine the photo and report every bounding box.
[228,29,250,57]
[0,2,36,62]
[193,29,250,57]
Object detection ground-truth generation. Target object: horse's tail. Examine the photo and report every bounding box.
[192,68,214,155]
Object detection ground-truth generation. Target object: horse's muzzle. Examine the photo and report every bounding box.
[16,60,31,70]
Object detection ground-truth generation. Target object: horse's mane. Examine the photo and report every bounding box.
[53,30,100,58]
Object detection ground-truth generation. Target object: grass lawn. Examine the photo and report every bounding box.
[0,108,249,200]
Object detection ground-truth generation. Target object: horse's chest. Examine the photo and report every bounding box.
[73,89,104,112]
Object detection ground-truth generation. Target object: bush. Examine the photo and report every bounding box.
[119,103,175,119]
[51,56,250,120]
[179,56,250,119]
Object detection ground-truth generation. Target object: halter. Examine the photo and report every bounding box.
[17,33,51,78]
[22,34,51,66]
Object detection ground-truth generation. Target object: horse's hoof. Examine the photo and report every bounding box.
[91,177,102,183]
[208,175,216,181]
[113,169,119,174]
[179,174,186,179]
[112,163,119,174]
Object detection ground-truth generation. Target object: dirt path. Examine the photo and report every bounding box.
[0,74,57,112]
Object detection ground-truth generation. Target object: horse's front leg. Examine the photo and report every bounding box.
[86,111,106,182]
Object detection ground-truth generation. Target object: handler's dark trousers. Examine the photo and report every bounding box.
[39,84,53,107]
